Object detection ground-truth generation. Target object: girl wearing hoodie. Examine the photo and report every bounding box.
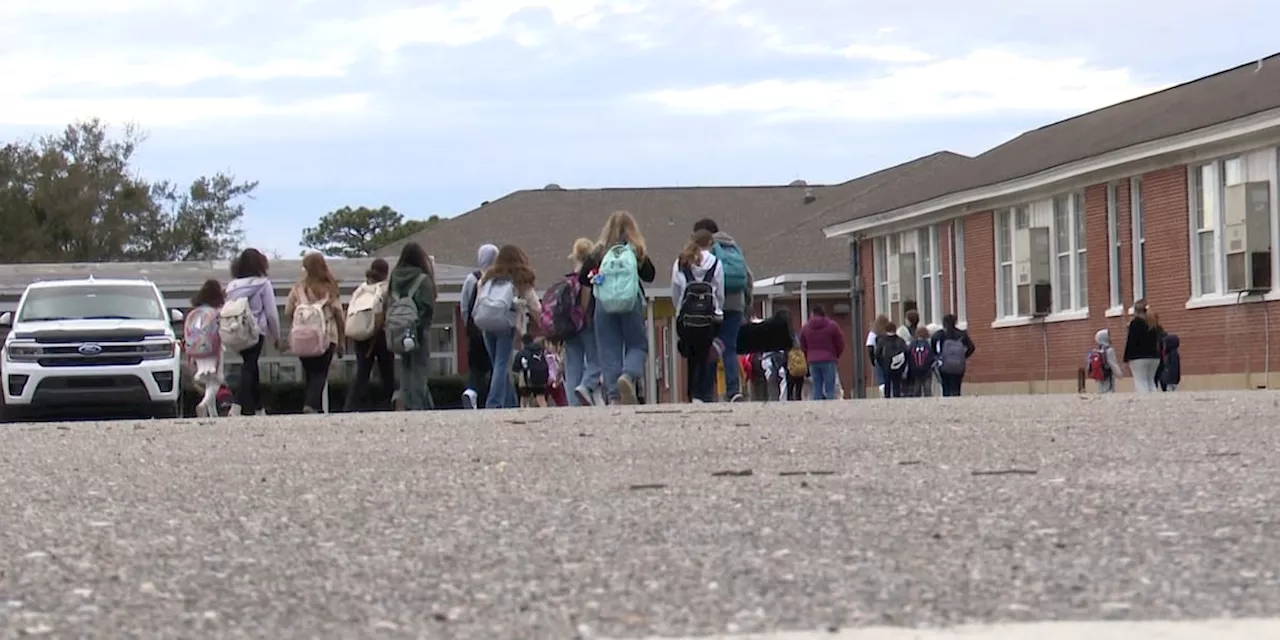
[224,248,280,416]
[477,245,541,409]
[1090,328,1125,393]
[800,305,846,400]
[672,229,725,403]
[564,238,604,406]
[388,242,438,411]
[343,258,395,412]
[285,252,347,413]
[1123,299,1161,393]
[460,244,498,409]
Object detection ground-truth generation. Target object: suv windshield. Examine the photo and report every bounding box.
[18,285,166,322]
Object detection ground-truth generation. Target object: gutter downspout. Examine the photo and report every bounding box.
[849,236,867,399]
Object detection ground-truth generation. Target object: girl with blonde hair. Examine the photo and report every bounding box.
[576,211,656,405]
[563,237,604,406]
[671,229,724,403]
[285,251,347,412]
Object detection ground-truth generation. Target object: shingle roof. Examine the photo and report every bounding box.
[379,152,972,285]
[822,52,1280,228]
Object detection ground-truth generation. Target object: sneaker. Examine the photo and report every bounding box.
[228,403,242,416]
[194,402,209,418]
[463,388,479,410]
[728,393,744,403]
[617,374,638,405]
[590,388,606,406]
[573,385,594,406]
[691,398,705,404]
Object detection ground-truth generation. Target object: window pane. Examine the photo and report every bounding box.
[1197,230,1216,295]
[921,276,933,324]
[1074,195,1086,241]
[1057,255,1071,310]
[429,355,453,378]
[429,325,454,356]
[1015,206,1030,229]
[877,283,889,315]
[1224,157,1244,186]
[1076,250,1087,308]
[999,264,1014,316]
[1196,164,1216,230]
[1053,196,1070,253]
[920,229,932,271]
[997,211,1012,262]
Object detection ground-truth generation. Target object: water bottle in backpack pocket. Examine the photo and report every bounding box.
[384,274,427,354]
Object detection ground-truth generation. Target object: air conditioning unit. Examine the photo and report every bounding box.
[1224,181,1273,292]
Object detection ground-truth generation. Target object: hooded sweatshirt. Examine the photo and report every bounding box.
[225,276,280,341]
[712,231,754,312]
[1162,334,1181,385]
[671,250,725,316]
[800,314,845,364]
[461,244,499,327]
[388,265,437,329]
[1094,329,1125,378]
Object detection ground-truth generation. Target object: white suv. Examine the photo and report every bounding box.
[1,278,184,421]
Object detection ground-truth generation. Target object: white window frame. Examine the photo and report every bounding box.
[952,218,967,328]
[993,193,1088,327]
[1105,183,1124,315]
[429,321,458,375]
[873,226,944,325]
[1130,176,1146,303]
[874,237,889,318]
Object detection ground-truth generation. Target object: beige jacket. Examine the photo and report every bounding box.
[514,286,542,337]
[285,283,346,347]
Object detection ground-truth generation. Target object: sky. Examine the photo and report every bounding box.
[1,0,1276,258]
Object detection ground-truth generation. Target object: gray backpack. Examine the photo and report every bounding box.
[472,278,517,333]
[938,336,968,375]
[384,274,426,354]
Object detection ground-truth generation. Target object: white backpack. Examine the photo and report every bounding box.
[218,296,260,352]
[288,288,331,357]
[472,278,517,333]
[344,281,386,341]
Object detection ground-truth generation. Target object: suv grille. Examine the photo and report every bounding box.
[34,341,157,368]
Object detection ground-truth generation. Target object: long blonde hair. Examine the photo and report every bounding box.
[678,229,714,267]
[299,251,340,301]
[568,237,593,266]
[597,210,647,261]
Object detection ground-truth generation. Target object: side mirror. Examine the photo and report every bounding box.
[170,309,185,323]
[0,312,11,327]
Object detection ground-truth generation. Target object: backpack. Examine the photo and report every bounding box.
[472,278,518,333]
[463,269,482,337]
[384,274,427,354]
[539,274,586,342]
[519,349,550,387]
[909,340,933,375]
[712,242,749,294]
[595,244,641,314]
[938,335,968,375]
[676,260,718,332]
[786,346,808,378]
[884,337,908,375]
[1086,347,1110,381]
[217,295,260,352]
[344,281,386,342]
[184,305,221,359]
[288,288,331,357]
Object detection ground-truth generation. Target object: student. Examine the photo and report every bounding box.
[564,238,604,406]
[224,249,280,416]
[460,244,499,409]
[672,229,724,403]
[875,321,909,399]
[931,313,975,397]
[579,211,656,406]
[785,334,807,401]
[693,218,753,403]
[474,244,541,409]
[867,314,889,397]
[1087,328,1125,393]
[546,342,568,407]
[343,258,395,412]
[387,242,439,411]
[184,279,226,418]
[906,325,935,398]
[1160,334,1181,391]
[800,305,845,400]
[1123,300,1161,393]
[285,252,346,413]
[512,334,551,408]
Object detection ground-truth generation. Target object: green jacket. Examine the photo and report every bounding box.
[388,266,436,327]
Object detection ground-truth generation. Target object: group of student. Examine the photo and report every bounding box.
[181,243,439,417]
[1086,299,1182,393]
[865,310,976,398]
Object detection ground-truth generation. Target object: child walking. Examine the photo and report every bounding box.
[1087,329,1125,393]
[184,279,226,418]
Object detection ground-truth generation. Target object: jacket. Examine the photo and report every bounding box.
[712,231,754,312]
[930,326,976,360]
[1123,316,1161,361]
[1094,329,1125,379]
[460,244,499,328]
[225,276,280,341]
[388,266,437,330]
[800,315,845,363]
[874,334,909,370]
[670,250,725,317]
[1161,334,1182,385]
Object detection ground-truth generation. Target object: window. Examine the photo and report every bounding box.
[18,284,166,322]
[1189,149,1277,298]
[952,219,967,325]
[1106,183,1123,309]
[919,227,935,323]
[1130,177,1146,301]
[994,194,1087,320]
[429,322,457,375]
[873,225,944,325]
[875,239,889,319]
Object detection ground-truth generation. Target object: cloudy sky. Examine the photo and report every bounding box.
[1,0,1275,256]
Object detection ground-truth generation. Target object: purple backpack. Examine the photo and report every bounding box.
[539,274,586,342]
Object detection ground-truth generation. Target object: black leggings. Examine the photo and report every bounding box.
[345,335,395,411]
[236,336,265,414]
[300,345,336,412]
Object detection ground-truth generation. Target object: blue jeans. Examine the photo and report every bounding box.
[483,329,518,409]
[563,323,601,406]
[711,309,744,399]
[810,361,837,400]
[594,301,648,403]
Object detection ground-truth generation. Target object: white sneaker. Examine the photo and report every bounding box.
[617,375,638,405]
[227,403,242,416]
[194,402,209,418]
[728,393,744,403]
[463,388,479,410]
[573,385,594,406]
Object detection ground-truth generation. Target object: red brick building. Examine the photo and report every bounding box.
[822,54,1280,393]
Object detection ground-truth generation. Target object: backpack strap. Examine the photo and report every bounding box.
[680,263,696,284]
[405,273,427,299]
[700,258,718,283]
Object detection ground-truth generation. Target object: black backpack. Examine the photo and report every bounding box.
[676,259,718,332]
[464,269,482,337]
[883,337,909,374]
[520,348,550,387]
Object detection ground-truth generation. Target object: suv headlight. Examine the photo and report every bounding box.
[141,340,176,359]
[4,342,41,362]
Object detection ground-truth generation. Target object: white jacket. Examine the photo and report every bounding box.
[671,251,725,316]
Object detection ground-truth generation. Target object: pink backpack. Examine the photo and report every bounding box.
[539,274,586,342]
[288,288,331,357]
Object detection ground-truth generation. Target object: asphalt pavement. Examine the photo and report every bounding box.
[2,392,1279,639]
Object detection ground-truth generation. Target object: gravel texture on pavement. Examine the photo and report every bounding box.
[2,392,1279,639]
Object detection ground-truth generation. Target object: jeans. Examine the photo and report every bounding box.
[235,335,265,414]
[939,373,964,397]
[299,344,335,412]
[1129,358,1160,393]
[466,331,491,397]
[810,361,837,400]
[1097,377,1116,394]
[564,323,602,406]
[483,329,518,409]
[714,310,744,399]
[399,335,435,411]
[345,333,396,411]
[594,301,648,403]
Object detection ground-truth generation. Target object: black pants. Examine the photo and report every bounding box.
[680,326,717,402]
[939,372,964,397]
[787,376,805,400]
[300,345,336,412]
[236,335,265,414]
[344,334,395,411]
[466,331,492,393]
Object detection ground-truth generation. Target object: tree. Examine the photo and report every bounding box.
[0,119,256,263]
[300,205,440,257]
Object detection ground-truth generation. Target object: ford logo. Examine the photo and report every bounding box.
[77,343,104,356]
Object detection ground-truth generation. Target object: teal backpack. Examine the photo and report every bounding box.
[595,244,641,314]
